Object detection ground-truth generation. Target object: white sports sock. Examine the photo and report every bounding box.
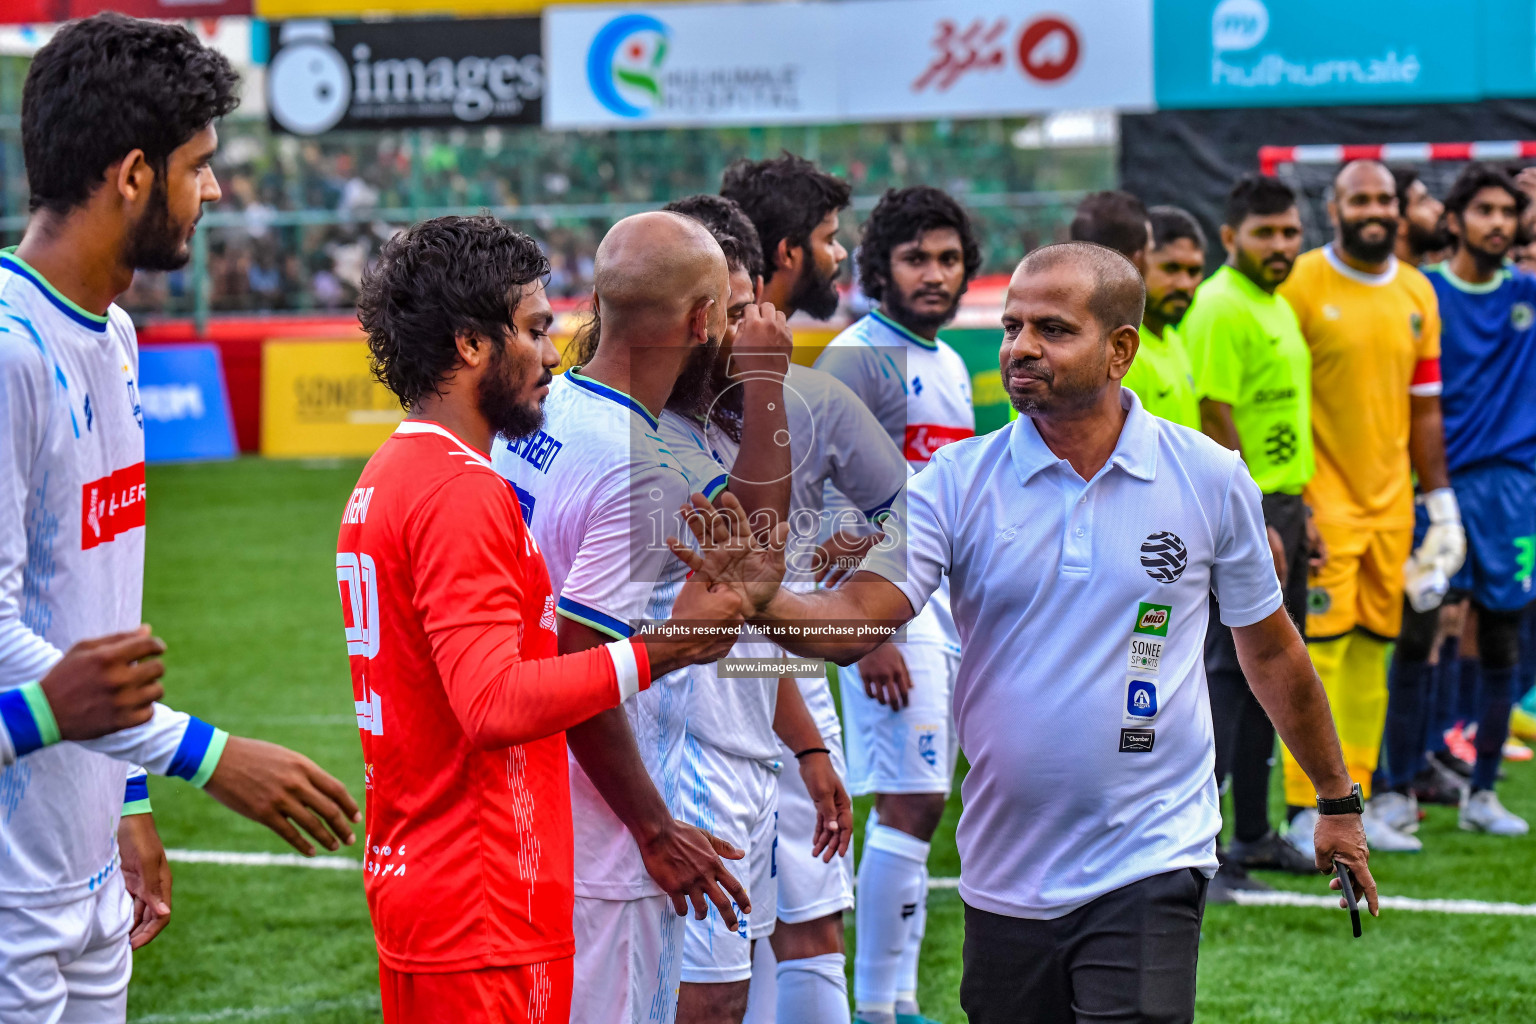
[778,952,851,1024]
[743,936,778,1024]
[853,824,930,1013]
[894,863,928,1012]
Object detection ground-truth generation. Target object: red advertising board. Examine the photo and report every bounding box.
[0,1,250,23]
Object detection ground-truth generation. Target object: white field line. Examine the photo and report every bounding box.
[132,994,379,1023]
[166,850,1536,917]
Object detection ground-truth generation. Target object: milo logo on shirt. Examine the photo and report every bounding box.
[1134,602,1172,637]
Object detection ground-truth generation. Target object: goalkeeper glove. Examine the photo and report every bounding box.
[1415,488,1466,579]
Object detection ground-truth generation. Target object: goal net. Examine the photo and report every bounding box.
[1259,141,1536,245]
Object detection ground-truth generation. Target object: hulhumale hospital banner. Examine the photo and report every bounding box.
[544,0,1154,129]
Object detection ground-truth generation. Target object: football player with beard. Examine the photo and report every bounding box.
[814,186,980,1024]
[1392,168,1454,267]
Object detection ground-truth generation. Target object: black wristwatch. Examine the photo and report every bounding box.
[1316,783,1364,816]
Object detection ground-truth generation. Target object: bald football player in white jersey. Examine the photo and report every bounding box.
[814,186,981,1024]
[1,17,362,1022]
[495,212,765,1024]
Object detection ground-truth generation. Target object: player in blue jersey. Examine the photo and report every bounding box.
[1387,164,1534,837]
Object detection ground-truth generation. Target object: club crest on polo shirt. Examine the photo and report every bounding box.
[1134,602,1172,637]
[1140,532,1187,583]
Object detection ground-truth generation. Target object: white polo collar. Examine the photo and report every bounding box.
[1009,388,1158,487]
[1323,243,1398,286]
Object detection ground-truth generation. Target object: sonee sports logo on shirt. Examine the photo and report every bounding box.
[1134,602,1172,637]
[1140,532,1187,583]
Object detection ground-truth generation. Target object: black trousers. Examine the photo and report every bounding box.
[1208,492,1309,837]
[960,869,1209,1024]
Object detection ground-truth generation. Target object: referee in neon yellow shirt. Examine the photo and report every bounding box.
[1067,193,1204,428]
[1180,174,1321,893]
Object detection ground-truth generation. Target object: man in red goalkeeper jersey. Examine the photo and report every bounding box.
[339,216,759,1022]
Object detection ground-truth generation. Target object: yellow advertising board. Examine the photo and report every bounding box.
[255,0,568,15]
[261,340,404,458]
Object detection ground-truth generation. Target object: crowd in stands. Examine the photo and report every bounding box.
[0,117,1107,319]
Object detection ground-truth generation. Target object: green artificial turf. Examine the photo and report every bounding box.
[130,458,1535,1023]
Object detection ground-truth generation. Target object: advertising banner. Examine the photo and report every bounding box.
[257,0,563,15]
[1153,0,1481,109]
[267,17,542,135]
[139,345,238,464]
[546,2,839,128]
[0,1,249,22]
[546,0,1152,129]
[838,0,1152,121]
[261,340,403,458]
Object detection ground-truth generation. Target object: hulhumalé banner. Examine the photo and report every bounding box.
[267,17,542,135]
[261,341,403,458]
[1152,0,1536,110]
[545,0,1153,129]
[139,345,238,464]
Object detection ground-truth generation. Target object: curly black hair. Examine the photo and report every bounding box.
[358,215,550,410]
[664,194,765,282]
[23,12,240,215]
[1224,175,1296,229]
[1069,190,1149,260]
[720,153,850,283]
[1443,162,1529,220]
[857,186,982,303]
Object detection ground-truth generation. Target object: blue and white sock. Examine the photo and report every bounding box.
[854,824,929,1017]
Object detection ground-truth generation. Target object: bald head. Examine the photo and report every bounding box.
[1013,242,1144,334]
[1334,159,1394,201]
[594,211,728,329]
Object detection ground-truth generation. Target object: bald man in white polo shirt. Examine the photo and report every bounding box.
[744,242,1377,1023]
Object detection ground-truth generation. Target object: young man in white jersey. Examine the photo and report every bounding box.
[814,186,980,1024]
[725,157,892,1023]
[494,212,765,1024]
[0,16,363,1022]
[657,195,889,1024]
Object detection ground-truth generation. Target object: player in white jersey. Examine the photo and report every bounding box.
[656,195,869,1024]
[0,17,362,1022]
[723,158,899,1024]
[813,186,981,1024]
[494,212,756,1024]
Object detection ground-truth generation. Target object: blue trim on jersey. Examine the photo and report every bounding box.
[124,774,149,805]
[0,254,110,333]
[0,685,45,757]
[566,367,660,430]
[850,316,909,395]
[556,596,634,639]
[702,473,729,500]
[863,487,901,523]
[870,308,939,350]
[166,716,216,780]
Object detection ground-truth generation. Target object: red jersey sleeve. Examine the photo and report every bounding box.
[406,471,650,750]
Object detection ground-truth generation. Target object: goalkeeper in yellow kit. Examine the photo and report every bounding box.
[1276,161,1466,854]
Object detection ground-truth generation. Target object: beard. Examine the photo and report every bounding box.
[884,282,962,336]
[1234,246,1293,290]
[1339,215,1399,264]
[1147,291,1192,326]
[1406,218,1454,258]
[1003,354,1102,417]
[1465,235,1512,275]
[789,259,840,320]
[668,334,723,418]
[124,178,194,272]
[480,337,550,441]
